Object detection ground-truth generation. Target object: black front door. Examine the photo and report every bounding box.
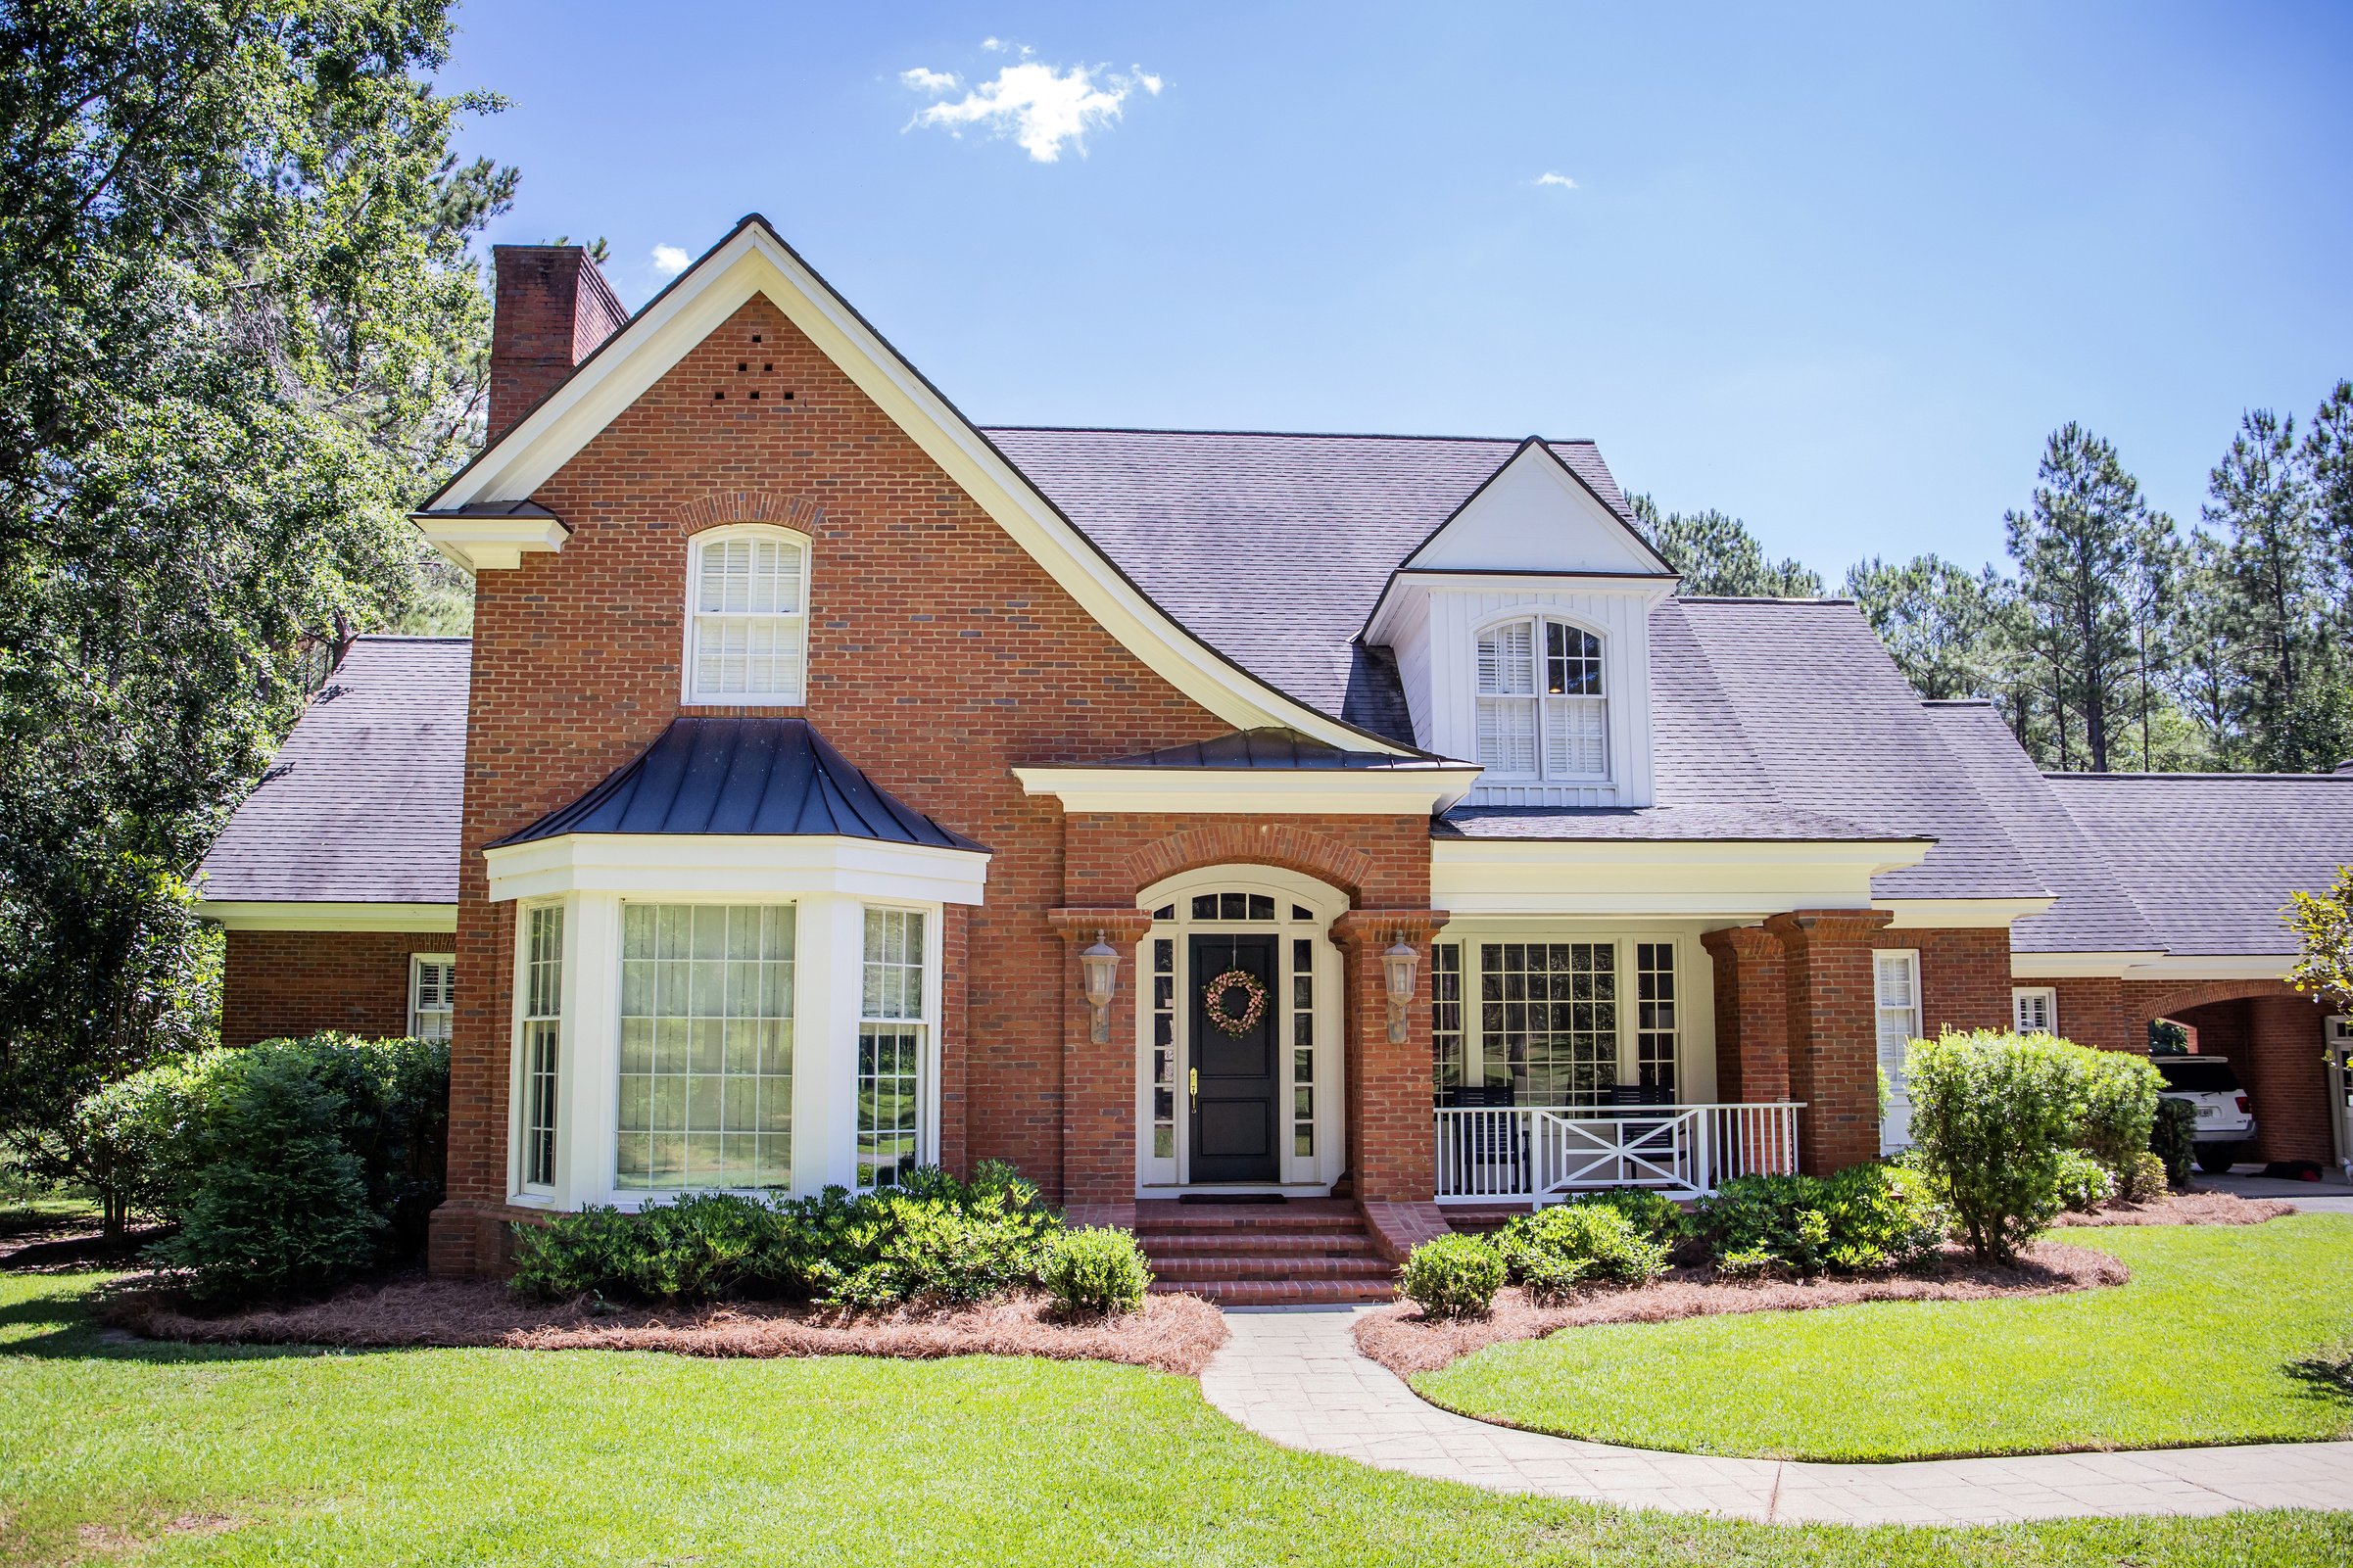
[1189,933,1280,1183]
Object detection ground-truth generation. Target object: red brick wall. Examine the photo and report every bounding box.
[439,293,1255,1267]
[1874,927,2010,1038]
[1769,910,1892,1174]
[2049,975,2134,1053]
[220,929,441,1047]
[1702,927,1787,1102]
[488,247,628,438]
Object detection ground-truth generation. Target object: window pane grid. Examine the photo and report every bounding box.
[521,909,562,1189]
[1432,942,1465,1094]
[1481,941,1617,1107]
[1475,618,1609,781]
[691,534,807,701]
[616,903,794,1192]
[1151,938,1176,1160]
[1634,942,1677,1098]
[1290,936,1315,1157]
[410,958,455,1042]
[856,908,928,1189]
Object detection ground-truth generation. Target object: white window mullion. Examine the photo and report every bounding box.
[1874,950,1922,1154]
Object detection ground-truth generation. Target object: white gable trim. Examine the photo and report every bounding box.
[197,900,458,932]
[426,217,1405,755]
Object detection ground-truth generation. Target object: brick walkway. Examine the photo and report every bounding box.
[1199,1307,2353,1525]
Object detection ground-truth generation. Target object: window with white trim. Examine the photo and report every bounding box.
[1482,941,1618,1106]
[1874,950,1922,1154]
[615,903,795,1192]
[856,907,927,1190]
[1474,617,1607,780]
[409,954,455,1041]
[2012,986,2057,1035]
[687,527,808,704]
[519,910,562,1192]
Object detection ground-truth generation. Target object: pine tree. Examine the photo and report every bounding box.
[1843,554,2005,701]
[2204,408,2336,769]
[1629,496,1824,597]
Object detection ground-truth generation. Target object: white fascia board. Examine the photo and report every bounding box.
[409,512,567,573]
[429,222,1398,755]
[2008,949,2168,978]
[196,901,458,932]
[482,833,990,906]
[2118,954,2297,984]
[1013,765,1484,817]
[1433,837,1930,919]
[1364,572,1675,649]
[1873,896,2056,929]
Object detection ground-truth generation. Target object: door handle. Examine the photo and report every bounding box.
[1189,1068,1199,1108]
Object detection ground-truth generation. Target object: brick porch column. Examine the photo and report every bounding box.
[1329,910,1449,1204]
[1048,907,1156,1223]
[2247,991,2332,1164]
[1765,908,1894,1175]
[1701,926,1788,1103]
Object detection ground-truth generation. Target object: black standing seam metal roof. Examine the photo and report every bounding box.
[491,718,987,852]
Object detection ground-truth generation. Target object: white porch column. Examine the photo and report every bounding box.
[792,894,869,1193]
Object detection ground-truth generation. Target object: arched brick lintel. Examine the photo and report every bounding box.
[670,492,826,537]
[2131,976,2303,1022]
[1121,823,1376,906]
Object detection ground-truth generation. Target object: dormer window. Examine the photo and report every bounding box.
[687,525,809,704]
[1475,617,1607,780]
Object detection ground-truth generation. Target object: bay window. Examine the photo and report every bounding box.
[855,907,927,1190]
[519,907,563,1193]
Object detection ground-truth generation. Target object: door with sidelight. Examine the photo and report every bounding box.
[1188,932,1280,1183]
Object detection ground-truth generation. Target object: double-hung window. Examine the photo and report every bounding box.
[687,528,808,704]
[856,908,928,1190]
[1475,618,1607,780]
[2012,986,2057,1035]
[519,910,562,1193]
[1875,950,1923,1154]
[409,954,455,1041]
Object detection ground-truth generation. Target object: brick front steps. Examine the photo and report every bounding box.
[1135,1199,1398,1307]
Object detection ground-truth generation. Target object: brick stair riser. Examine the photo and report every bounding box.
[1152,1281,1397,1306]
[1151,1257,1394,1282]
[1140,1232,1382,1258]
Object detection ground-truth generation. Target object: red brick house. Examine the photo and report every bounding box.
[196,217,2353,1295]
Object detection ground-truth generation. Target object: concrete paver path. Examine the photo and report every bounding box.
[1200,1307,2353,1525]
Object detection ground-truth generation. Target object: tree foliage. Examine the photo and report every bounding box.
[1629,495,1825,597]
[0,0,511,1172]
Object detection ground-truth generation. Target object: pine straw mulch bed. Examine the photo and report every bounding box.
[2046,1189,2294,1227]
[107,1278,1228,1377]
[1357,1238,2128,1378]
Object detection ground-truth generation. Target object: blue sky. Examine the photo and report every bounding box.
[442,1,2352,582]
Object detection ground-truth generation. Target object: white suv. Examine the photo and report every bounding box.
[2154,1056,2257,1174]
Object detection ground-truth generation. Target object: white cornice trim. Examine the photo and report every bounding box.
[1432,836,1931,918]
[481,832,989,906]
[409,511,567,573]
[1013,765,1483,817]
[1873,895,2056,929]
[2121,954,2297,984]
[196,901,458,932]
[2008,950,2168,978]
[427,220,1404,755]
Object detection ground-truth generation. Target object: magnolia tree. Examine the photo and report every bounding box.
[2285,866,2353,1013]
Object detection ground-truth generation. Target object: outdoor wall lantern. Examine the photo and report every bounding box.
[1381,934,1419,1044]
[1079,933,1121,1045]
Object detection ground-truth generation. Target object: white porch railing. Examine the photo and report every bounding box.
[1432,1102,1803,1205]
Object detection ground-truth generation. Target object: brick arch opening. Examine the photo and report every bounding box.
[670,491,826,537]
[1121,824,1375,907]
[2124,977,2336,1168]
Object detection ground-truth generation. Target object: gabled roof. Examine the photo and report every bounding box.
[986,427,1632,744]
[2046,772,2353,957]
[1396,435,1676,577]
[423,215,1416,757]
[493,717,984,852]
[196,638,469,905]
[1922,701,2160,954]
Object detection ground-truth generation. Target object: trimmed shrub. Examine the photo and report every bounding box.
[1688,1164,1945,1277]
[1513,1250,1591,1303]
[2054,1149,2116,1212]
[1903,1029,2083,1261]
[1560,1188,1685,1247]
[2074,1049,2163,1179]
[2150,1097,2196,1190]
[510,1206,664,1302]
[1400,1232,1504,1317]
[1043,1226,1152,1314]
[1496,1202,1670,1287]
[2120,1149,2172,1204]
[106,1033,449,1306]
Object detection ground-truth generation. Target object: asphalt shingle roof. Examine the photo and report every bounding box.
[984,428,1628,744]
[1921,702,2160,954]
[2045,772,2353,956]
[196,637,469,905]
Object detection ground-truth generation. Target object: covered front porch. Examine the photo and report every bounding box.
[1432,1098,1801,1205]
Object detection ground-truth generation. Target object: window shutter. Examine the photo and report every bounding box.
[2013,988,2055,1034]
[1543,696,1608,777]
[1477,622,1533,694]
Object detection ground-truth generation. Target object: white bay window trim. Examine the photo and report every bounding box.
[683,524,810,706]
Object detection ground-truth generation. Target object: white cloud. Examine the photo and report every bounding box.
[1535,171,1579,189]
[650,244,691,276]
[899,66,960,93]
[981,36,1005,51]
[903,57,1162,163]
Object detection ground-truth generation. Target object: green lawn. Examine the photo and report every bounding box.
[1416,1214,2353,1462]
[1,1271,2349,1566]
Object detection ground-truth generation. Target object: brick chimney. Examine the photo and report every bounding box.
[487,245,630,441]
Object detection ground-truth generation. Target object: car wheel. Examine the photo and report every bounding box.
[2193,1143,2243,1174]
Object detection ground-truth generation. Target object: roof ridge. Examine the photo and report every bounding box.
[351,634,473,644]
[981,424,1600,447]
[2046,770,2353,783]
[1673,595,1857,606]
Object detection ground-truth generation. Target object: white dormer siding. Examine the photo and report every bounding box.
[1365,441,1678,808]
